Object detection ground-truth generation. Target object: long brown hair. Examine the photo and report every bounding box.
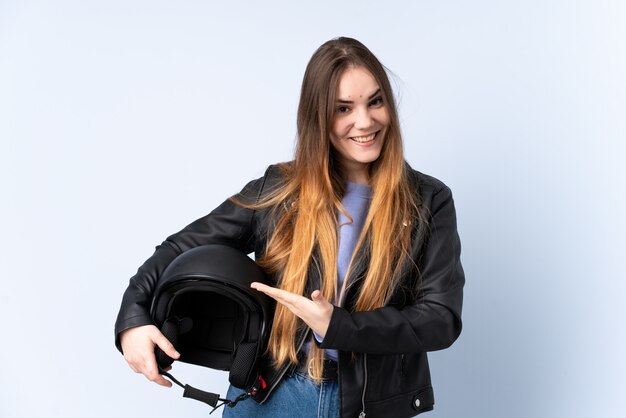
[233,37,424,381]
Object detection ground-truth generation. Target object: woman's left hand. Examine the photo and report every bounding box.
[251,282,334,339]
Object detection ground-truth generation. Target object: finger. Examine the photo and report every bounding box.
[250,282,273,293]
[154,373,173,387]
[311,290,330,305]
[252,282,300,304]
[125,352,148,374]
[252,283,287,303]
[311,290,322,300]
[144,359,173,388]
[154,334,180,360]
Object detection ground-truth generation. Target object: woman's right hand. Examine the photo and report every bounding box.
[120,324,180,387]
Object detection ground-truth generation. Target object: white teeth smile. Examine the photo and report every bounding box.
[350,133,376,143]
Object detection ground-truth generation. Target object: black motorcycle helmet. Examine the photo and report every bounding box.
[150,244,275,408]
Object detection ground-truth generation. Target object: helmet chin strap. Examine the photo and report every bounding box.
[159,369,261,414]
[155,316,259,413]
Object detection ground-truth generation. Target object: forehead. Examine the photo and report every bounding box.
[335,66,380,100]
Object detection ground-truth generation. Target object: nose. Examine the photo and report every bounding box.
[353,107,374,130]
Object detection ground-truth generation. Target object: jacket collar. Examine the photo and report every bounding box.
[307,241,370,311]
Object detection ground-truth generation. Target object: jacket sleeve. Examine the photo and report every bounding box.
[320,184,464,355]
[113,168,271,352]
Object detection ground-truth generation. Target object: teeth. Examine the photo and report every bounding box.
[350,133,376,143]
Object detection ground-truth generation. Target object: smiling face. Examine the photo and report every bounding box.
[329,66,389,184]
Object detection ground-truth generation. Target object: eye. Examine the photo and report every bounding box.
[369,96,384,107]
[336,105,351,114]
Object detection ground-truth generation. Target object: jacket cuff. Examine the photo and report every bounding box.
[114,314,154,353]
[319,306,348,349]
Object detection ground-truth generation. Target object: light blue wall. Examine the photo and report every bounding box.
[1,1,624,417]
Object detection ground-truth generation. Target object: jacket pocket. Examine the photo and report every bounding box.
[366,385,434,418]
[364,353,405,400]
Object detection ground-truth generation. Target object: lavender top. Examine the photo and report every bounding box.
[306,181,372,362]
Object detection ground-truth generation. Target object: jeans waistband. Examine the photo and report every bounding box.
[296,358,338,381]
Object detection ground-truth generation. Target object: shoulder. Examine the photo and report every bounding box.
[263,161,292,183]
[257,161,293,195]
[235,162,294,207]
[405,162,453,199]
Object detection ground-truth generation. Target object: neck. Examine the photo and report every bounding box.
[342,164,370,185]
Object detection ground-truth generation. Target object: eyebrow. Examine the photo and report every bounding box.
[336,88,381,104]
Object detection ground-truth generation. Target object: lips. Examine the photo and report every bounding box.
[349,131,378,143]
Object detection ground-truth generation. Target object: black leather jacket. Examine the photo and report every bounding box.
[115,163,464,418]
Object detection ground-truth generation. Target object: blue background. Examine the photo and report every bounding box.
[1,1,624,417]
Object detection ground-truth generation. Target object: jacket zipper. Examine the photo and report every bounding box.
[261,328,309,403]
[359,353,368,417]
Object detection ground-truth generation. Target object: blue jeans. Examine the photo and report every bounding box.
[222,371,340,418]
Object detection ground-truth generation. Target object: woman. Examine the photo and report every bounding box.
[115,37,464,418]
